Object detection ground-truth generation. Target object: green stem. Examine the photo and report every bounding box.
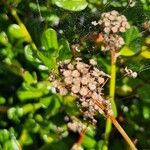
[103,50,117,150]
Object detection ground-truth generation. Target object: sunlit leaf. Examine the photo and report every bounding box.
[120,46,135,56]
[8,24,26,39]
[23,71,36,84]
[53,0,88,11]
[0,31,8,45]
[24,45,34,61]
[18,90,44,101]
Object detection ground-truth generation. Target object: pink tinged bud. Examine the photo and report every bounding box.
[64,77,73,85]
[98,77,105,84]
[88,83,96,91]
[63,70,71,77]
[112,26,118,33]
[72,70,80,77]
[71,85,80,94]
[119,27,126,32]
[80,86,89,96]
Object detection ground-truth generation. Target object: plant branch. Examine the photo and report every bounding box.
[95,100,137,150]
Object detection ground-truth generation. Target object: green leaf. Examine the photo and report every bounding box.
[120,26,142,56]
[19,130,33,145]
[40,97,51,108]
[120,46,135,56]
[124,26,141,45]
[41,28,58,51]
[140,46,150,59]
[53,0,88,11]
[46,95,61,117]
[0,31,8,45]
[8,24,26,39]
[23,71,36,84]
[40,28,59,70]
[18,90,44,101]
[24,45,34,61]
[82,135,96,148]
[36,50,56,70]
[58,39,72,60]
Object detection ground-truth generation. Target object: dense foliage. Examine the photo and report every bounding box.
[0,0,150,150]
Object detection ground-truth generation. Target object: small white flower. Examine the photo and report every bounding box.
[72,70,80,77]
[89,59,97,66]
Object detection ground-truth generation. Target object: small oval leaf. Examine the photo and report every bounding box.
[41,28,58,51]
[53,0,88,11]
[120,46,135,56]
[8,24,25,39]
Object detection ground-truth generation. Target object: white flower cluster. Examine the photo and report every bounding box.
[92,10,130,51]
[51,58,112,124]
[101,34,125,51]
[66,116,86,133]
[100,10,130,34]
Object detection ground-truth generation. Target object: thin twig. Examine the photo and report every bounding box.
[71,128,87,150]
[95,100,137,150]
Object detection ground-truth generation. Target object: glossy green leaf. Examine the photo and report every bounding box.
[58,39,72,60]
[8,24,25,39]
[124,26,142,45]
[24,45,34,61]
[53,0,88,11]
[41,28,58,51]
[0,31,8,45]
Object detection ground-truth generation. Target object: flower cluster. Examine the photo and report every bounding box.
[66,116,86,133]
[101,34,125,51]
[92,10,130,51]
[50,58,112,124]
[99,10,130,34]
